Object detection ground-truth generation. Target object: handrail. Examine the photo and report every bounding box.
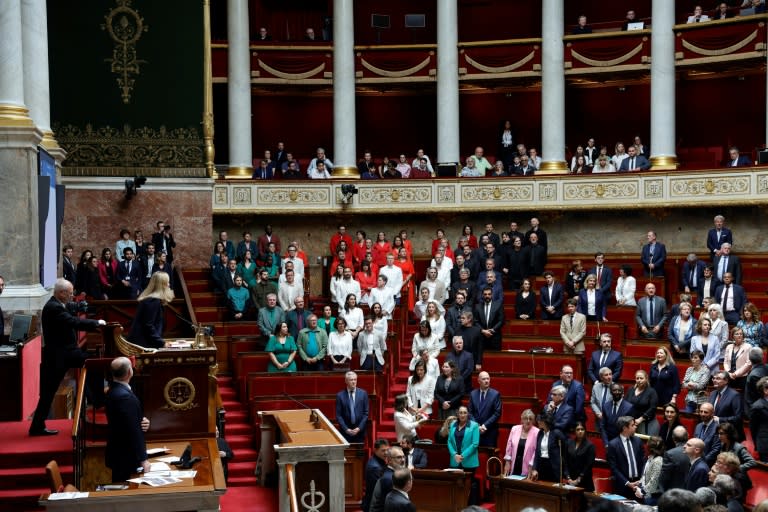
[71,367,88,488]
[71,367,87,438]
[286,463,300,512]
[175,264,199,330]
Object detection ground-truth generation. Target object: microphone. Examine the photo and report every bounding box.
[282,392,320,427]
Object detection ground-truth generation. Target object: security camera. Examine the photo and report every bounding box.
[340,184,358,204]
[124,176,147,199]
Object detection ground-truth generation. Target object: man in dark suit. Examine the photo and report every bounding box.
[746,347,768,408]
[151,221,176,263]
[659,426,691,491]
[473,287,504,351]
[697,265,720,307]
[682,253,706,294]
[336,371,369,443]
[468,371,502,448]
[218,231,236,260]
[520,232,547,276]
[285,296,311,339]
[400,435,427,469]
[693,402,721,465]
[105,357,150,482]
[589,252,613,298]
[370,446,405,512]
[138,242,157,289]
[362,439,390,512]
[606,416,646,499]
[618,145,650,171]
[635,282,668,338]
[252,159,274,180]
[62,245,76,286]
[601,384,634,446]
[709,371,745,440]
[30,279,106,436]
[587,333,624,383]
[683,438,710,491]
[446,335,475,392]
[236,232,258,262]
[547,365,586,424]
[640,230,666,276]
[707,215,733,260]
[383,468,415,512]
[714,272,746,325]
[116,247,142,299]
[445,290,470,339]
[726,146,751,168]
[539,271,564,320]
[713,243,742,284]
[524,217,548,249]
[544,384,575,433]
[455,312,482,370]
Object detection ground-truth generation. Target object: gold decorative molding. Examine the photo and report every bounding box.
[463,51,536,73]
[258,188,330,204]
[257,59,325,80]
[564,182,638,200]
[331,166,360,178]
[202,0,215,178]
[681,30,758,57]
[101,0,149,104]
[54,123,204,170]
[227,166,252,179]
[670,176,750,196]
[360,56,431,78]
[537,161,569,173]
[358,187,431,204]
[650,155,678,170]
[461,185,533,202]
[0,104,34,127]
[571,43,645,67]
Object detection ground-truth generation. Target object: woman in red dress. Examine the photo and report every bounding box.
[395,247,416,312]
[372,232,391,268]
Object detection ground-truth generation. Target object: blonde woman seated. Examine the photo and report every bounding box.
[591,155,616,173]
[406,359,436,418]
[425,300,447,350]
[394,394,426,441]
[503,409,539,477]
[409,321,441,371]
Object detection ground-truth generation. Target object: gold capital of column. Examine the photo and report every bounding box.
[650,155,678,170]
[331,166,360,179]
[537,160,569,174]
[0,104,34,127]
[226,165,253,179]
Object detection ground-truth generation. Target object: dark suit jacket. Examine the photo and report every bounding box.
[252,166,274,179]
[473,301,504,350]
[697,276,721,306]
[468,387,502,446]
[641,242,666,276]
[550,403,575,433]
[685,458,710,491]
[727,155,752,168]
[547,380,586,423]
[694,420,722,465]
[532,428,567,481]
[42,297,101,364]
[362,454,387,512]
[434,374,464,411]
[126,298,165,349]
[539,283,564,318]
[589,265,613,297]
[587,349,624,383]
[713,254,742,284]
[62,257,77,285]
[236,240,258,262]
[714,283,747,320]
[710,386,745,439]
[607,435,645,497]
[151,232,175,261]
[285,308,311,339]
[117,259,142,298]
[601,399,634,446]
[336,387,369,442]
[105,382,147,482]
[520,244,547,276]
[577,289,607,319]
[635,296,668,332]
[682,259,706,290]
[618,154,650,171]
[445,350,474,391]
[659,444,690,491]
[707,227,734,256]
[409,447,428,469]
[383,489,416,512]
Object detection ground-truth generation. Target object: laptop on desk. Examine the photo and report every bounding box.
[626,21,645,30]
[7,314,32,345]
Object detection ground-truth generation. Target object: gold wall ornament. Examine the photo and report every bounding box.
[102,0,149,104]
[163,377,198,411]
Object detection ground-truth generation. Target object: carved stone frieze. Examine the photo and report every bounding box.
[670,176,749,196]
[564,181,638,200]
[358,187,431,203]
[258,187,330,204]
[462,185,533,201]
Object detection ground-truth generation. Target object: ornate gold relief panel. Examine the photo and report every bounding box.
[462,185,533,202]
[669,176,749,196]
[564,181,638,200]
[214,186,228,206]
[102,0,149,104]
[258,188,330,205]
[358,187,432,203]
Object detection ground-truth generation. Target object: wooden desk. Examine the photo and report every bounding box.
[40,439,226,512]
[490,476,584,512]
[410,469,472,512]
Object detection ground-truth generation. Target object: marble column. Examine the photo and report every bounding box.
[21,0,64,160]
[539,0,568,173]
[649,0,678,169]
[436,0,460,169]
[0,1,48,318]
[226,0,253,178]
[332,0,358,177]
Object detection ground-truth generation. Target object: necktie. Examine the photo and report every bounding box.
[718,257,727,280]
[613,402,618,416]
[723,285,731,312]
[602,386,609,407]
[485,303,491,324]
[717,230,721,242]
[297,312,304,331]
[600,351,607,368]
[349,391,356,424]
[597,267,602,286]
[481,390,486,406]
[626,438,638,479]
[713,391,720,411]
[647,297,654,326]
[127,261,132,274]
[630,157,635,169]
[570,315,574,328]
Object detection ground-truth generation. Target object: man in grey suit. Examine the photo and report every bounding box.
[659,426,690,491]
[635,283,667,339]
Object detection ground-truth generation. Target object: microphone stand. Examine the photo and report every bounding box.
[282,392,320,427]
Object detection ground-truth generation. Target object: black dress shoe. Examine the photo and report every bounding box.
[29,428,59,436]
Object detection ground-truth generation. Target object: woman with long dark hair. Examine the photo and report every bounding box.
[565,421,595,491]
[434,360,463,420]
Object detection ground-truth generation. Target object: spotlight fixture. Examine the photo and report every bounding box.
[124,176,147,199]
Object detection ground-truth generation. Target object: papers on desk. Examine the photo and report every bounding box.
[146,447,170,456]
[149,462,172,472]
[154,455,182,464]
[601,493,630,501]
[48,492,89,500]
[504,474,526,480]
[144,470,197,479]
[128,476,184,487]
[167,340,193,349]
